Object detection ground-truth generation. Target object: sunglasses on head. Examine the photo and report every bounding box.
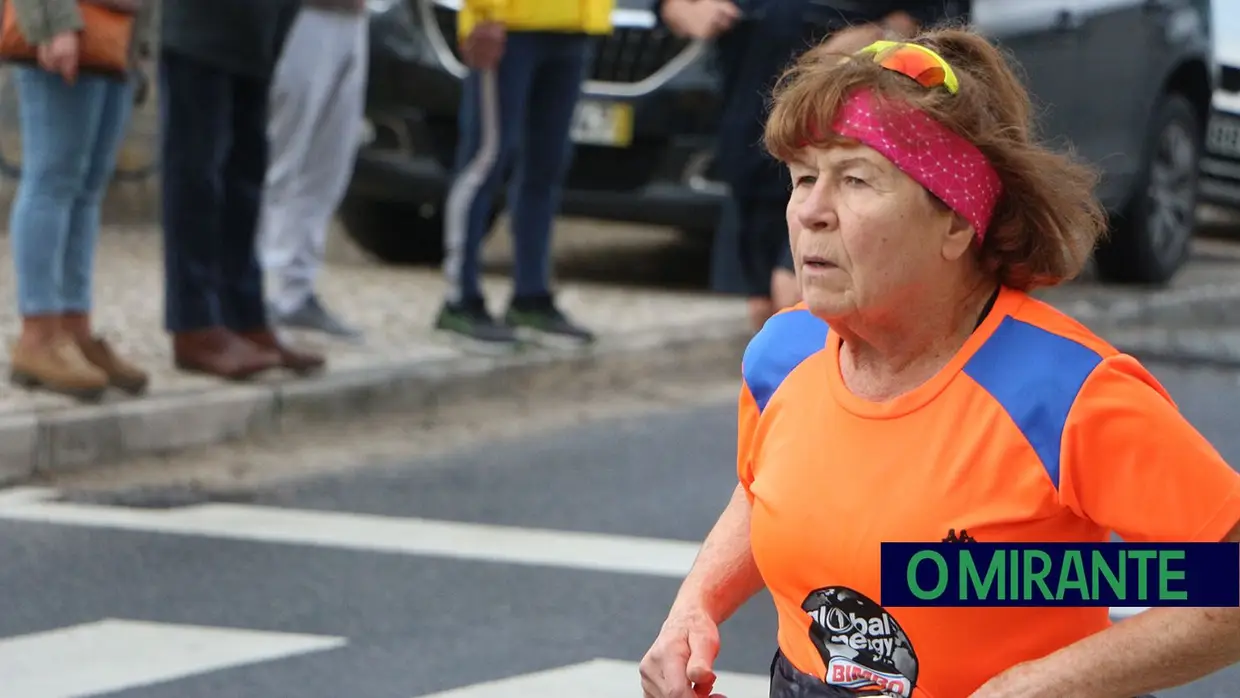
[856,40,960,94]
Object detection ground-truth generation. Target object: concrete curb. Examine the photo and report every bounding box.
[0,319,752,483]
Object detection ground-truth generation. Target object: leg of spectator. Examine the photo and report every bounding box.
[225,69,326,375]
[435,37,534,348]
[61,75,150,395]
[263,7,366,339]
[749,197,798,329]
[734,196,781,332]
[160,49,281,381]
[259,9,329,319]
[771,231,800,314]
[6,67,109,399]
[502,34,595,345]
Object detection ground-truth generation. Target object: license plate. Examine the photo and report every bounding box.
[570,100,634,147]
[1207,113,1240,158]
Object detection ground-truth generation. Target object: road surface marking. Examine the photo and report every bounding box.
[0,487,1149,620]
[0,619,345,698]
[0,488,700,578]
[415,658,768,698]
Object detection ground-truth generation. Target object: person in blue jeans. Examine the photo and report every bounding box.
[435,0,614,351]
[6,0,155,401]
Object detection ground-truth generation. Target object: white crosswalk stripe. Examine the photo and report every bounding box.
[0,486,1151,696]
[0,619,345,698]
[0,487,700,577]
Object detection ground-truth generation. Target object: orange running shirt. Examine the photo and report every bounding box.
[737,287,1240,698]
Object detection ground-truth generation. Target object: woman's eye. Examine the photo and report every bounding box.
[795,175,816,187]
[843,175,867,187]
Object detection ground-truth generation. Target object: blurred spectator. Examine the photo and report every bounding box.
[6,0,156,401]
[159,0,326,380]
[258,0,367,341]
[658,0,969,332]
[435,0,614,351]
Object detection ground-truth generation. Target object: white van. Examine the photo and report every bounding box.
[1201,0,1240,208]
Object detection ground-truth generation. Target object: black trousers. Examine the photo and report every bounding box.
[159,49,270,333]
[711,14,807,299]
[715,196,794,299]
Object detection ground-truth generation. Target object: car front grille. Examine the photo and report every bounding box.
[590,26,690,83]
[428,4,690,85]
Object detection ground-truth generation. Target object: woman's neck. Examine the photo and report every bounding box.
[835,281,999,402]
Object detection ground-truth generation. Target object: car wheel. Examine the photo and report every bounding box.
[337,198,449,266]
[1093,93,1201,285]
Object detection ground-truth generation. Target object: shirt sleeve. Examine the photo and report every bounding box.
[1059,353,1240,543]
[737,379,761,501]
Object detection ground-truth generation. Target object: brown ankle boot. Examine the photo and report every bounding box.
[236,328,326,376]
[172,327,280,381]
[77,336,149,395]
[9,335,109,401]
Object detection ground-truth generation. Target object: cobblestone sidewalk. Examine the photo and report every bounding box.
[0,225,748,412]
[0,223,751,477]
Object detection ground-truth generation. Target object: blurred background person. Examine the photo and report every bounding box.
[435,0,613,351]
[258,0,367,341]
[5,0,155,401]
[159,0,325,380]
[658,0,969,332]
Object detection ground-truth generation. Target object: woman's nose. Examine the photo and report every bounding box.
[795,185,836,231]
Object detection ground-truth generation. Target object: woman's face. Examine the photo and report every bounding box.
[785,142,971,323]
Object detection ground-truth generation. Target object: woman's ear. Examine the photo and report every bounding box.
[941,212,976,262]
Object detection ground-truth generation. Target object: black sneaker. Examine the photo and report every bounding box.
[434,297,520,353]
[504,294,595,347]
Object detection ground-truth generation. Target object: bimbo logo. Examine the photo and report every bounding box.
[827,657,911,697]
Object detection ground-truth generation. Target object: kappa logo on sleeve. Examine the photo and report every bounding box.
[941,528,976,544]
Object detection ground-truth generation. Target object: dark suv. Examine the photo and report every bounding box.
[343,0,1214,285]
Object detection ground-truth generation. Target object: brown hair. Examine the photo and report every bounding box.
[763,26,1107,291]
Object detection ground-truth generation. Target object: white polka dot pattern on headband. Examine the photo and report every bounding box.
[831,90,1002,240]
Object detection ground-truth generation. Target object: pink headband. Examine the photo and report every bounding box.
[830,89,1003,240]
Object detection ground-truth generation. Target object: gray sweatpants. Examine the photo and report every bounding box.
[258,6,368,315]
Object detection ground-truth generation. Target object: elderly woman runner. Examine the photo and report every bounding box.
[639,26,1240,698]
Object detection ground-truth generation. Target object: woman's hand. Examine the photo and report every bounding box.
[459,20,505,70]
[639,606,724,698]
[660,0,739,41]
[37,31,79,84]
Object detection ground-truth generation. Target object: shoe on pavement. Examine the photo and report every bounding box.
[434,297,520,354]
[270,295,362,341]
[505,294,595,348]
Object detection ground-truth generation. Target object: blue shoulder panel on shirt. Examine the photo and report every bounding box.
[742,308,829,413]
[962,316,1103,489]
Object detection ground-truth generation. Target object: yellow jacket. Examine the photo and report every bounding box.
[458,0,614,40]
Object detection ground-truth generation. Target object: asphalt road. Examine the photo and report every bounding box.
[0,361,1237,698]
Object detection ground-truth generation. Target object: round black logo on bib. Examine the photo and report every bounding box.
[801,586,919,697]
